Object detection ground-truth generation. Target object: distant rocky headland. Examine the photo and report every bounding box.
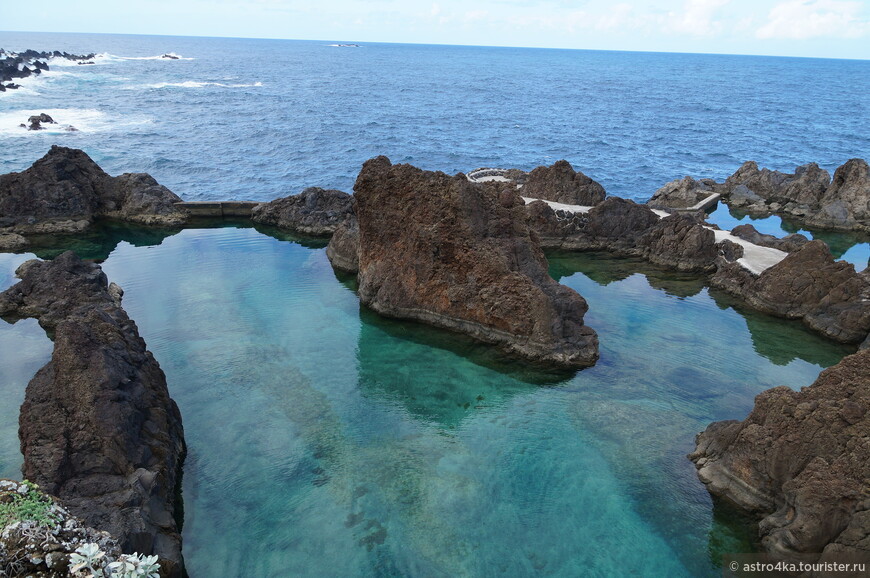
[1,146,869,570]
[0,48,96,92]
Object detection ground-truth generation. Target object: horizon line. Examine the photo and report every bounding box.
[2,29,869,63]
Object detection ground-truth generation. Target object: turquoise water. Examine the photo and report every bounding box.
[0,227,853,576]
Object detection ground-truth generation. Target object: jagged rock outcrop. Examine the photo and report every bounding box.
[351,156,599,368]
[27,113,56,131]
[731,224,810,253]
[0,252,186,577]
[805,159,870,232]
[689,349,870,561]
[526,197,719,272]
[1,479,124,577]
[0,146,187,234]
[251,187,354,235]
[711,240,870,344]
[325,217,359,273]
[0,49,96,90]
[716,159,869,232]
[521,160,606,206]
[647,176,717,210]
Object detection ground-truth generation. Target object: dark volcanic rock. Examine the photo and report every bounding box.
[326,217,360,273]
[521,160,606,206]
[723,161,831,206]
[647,176,715,210]
[731,224,810,253]
[0,252,186,577]
[251,187,354,235]
[806,159,870,232]
[352,156,599,368]
[526,196,718,272]
[640,213,718,272]
[27,113,56,131]
[711,240,870,344]
[0,146,186,233]
[718,159,869,232]
[689,348,870,560]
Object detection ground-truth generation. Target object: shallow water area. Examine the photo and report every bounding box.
[0,226,856,576]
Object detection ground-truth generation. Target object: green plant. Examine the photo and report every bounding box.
[0,481,58,527]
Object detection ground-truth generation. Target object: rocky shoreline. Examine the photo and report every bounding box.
[0,48,96,92]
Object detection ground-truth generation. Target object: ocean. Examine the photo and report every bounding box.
[1,31,868,576]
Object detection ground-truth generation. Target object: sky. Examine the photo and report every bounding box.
[3,0,869,59]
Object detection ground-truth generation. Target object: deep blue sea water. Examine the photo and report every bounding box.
[1,32,869,577]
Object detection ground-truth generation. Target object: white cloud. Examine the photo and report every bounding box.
[664,0,731,36]
[756,0,869,39]
[595,3,634,30]
[464,10,490,23]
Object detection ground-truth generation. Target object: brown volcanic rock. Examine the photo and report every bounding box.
[251,187,354,235]
[639,214,718,272]
[0,146,185,233]
[0,252,186,577]
[807,159,870,232]
[353,156,598,368]
[723,161,831,206]
[689,349,870,560]
[718,159,869,232]
[325,217,360,273]
[711,240,870,344]
[731,224,810,253]
[525,196,718,272]
[647,176,715,210]
[521,160,606,206]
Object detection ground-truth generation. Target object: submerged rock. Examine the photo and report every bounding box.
[352,156,598,368]
[0,252,186,577]
[0,146,187,234]
[689,349,870,561]
[711,240,870,344]
[251,187,354,235]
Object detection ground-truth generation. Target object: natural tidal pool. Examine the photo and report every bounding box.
[0,226,856,577]
[705,204,870,270]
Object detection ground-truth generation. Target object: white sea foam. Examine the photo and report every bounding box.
[0,108,152,136]
[141,80,263,89]
[47,52,193,67]
[0,68,87,99]
[116,52,194,61]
